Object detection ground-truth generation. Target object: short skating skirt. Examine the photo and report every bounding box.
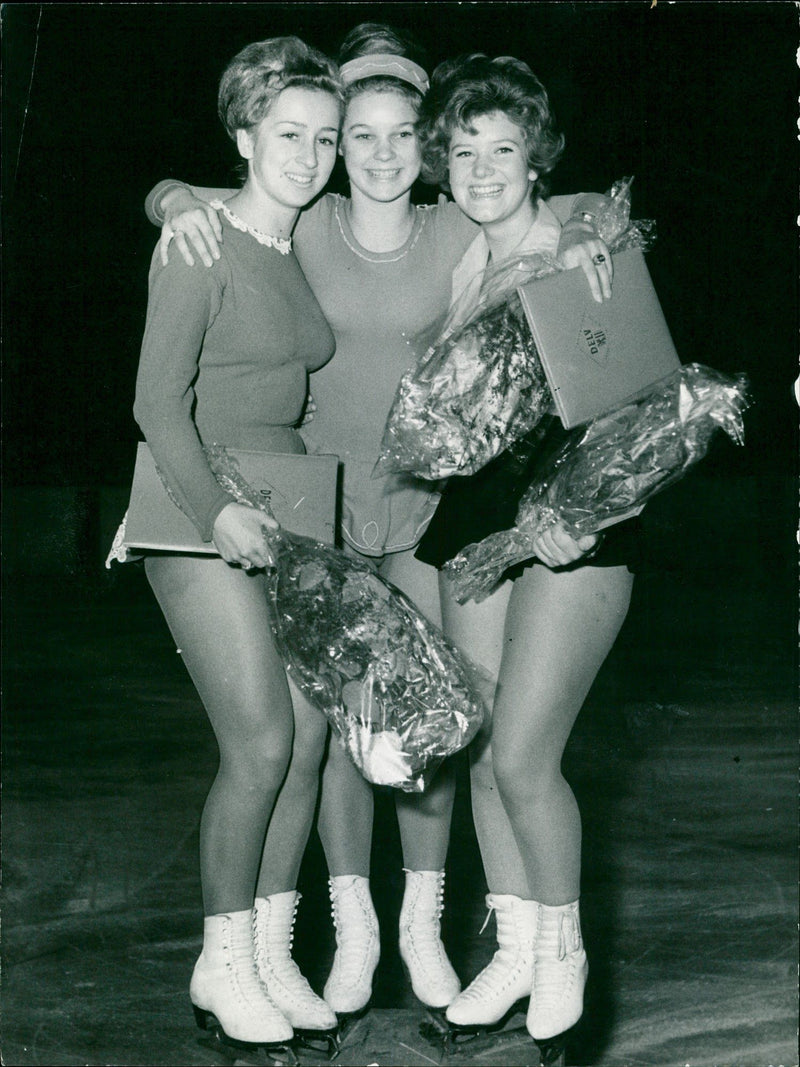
[415,415,644,580]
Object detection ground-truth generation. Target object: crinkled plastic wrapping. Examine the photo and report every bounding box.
[269,536,487,791]
[374,269,553,482]
[442,365,751,603]
[375,178,656,481]
[208,446,487,792]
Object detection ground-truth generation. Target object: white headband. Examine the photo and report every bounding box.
[339,54,430,94]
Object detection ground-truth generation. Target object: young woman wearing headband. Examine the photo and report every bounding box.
[145,22,609,1021]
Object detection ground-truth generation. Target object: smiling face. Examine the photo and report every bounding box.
[237,86,340,212]
[447,110,538,233]
[340,89,422,204]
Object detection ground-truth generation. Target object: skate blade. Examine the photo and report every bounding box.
[193,1007,298,1065]
[293,1025,341,1061]
[330,1004,370,1049]
[536,1034,567,1066]
[420,1003,564,1063]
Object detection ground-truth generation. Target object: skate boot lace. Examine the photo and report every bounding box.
[328,878,379,986]
[457,901,532,1002]
[225,916,281,1009]
[254,898,329,1013]
[400,870,451,970]
[477,899,496,937]
[531,907,585,1021]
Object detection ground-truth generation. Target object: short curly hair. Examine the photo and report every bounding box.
[418,54,565,200]
[218,36,343,141]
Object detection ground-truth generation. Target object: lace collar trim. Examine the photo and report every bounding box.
[211,199,292,255]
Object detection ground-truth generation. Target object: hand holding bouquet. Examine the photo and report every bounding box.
[442,364,751,603]
[208,446,487,791]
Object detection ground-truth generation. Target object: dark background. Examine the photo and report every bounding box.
[3,9,797,1064]
[3,0,797,492]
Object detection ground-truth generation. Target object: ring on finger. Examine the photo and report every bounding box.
[592,253,606,265]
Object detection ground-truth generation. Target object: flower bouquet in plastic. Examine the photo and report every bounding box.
[268,539,488,791]
[442,364,751,603]
[375,178,656,481]
[208,447,487,792]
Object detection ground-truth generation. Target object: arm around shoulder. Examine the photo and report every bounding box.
[146,181,235,268]
[549,191,613,234]
[144,179,237,226]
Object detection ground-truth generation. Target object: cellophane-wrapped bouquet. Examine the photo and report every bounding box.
[442,364,751,603]
[374,178,656,481]
[269,538,487,791]
[208,447,487,792]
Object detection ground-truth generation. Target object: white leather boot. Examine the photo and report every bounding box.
[323,875,380,1014]
[253,892,338,1034]
[189,909,293,1045]
[526,900,588,1040]
[398,869,461,1008]
[445,894,538,1027]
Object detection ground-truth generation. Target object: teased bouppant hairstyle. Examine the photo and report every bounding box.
[338,22,429,110]
[218,36,343,140]
[418,54,565,200]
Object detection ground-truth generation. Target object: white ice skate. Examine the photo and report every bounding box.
[323,875,380,1016]
[254,891,339,1054]
[398,869,461,1008]
[526,900,588,1041]
[445,894,538,1027]
[417,894,539,1060]
[190,909,294,1052]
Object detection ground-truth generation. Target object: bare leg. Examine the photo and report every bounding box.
[313,549,382,1006]
[441,563,632,901]
[315,546,459,1010]
[315,543,380,879]
[316,548,455,877]
[145,555,294,915]
[442,560,632,1035]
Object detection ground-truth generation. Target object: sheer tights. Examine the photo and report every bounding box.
[441,561,633,905]
[316,548,456,877]
[145,555,327,914]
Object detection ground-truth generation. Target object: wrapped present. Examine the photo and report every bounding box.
[442,364,751,603]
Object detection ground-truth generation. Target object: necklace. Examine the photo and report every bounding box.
[335,199,425,263]
[211,199,292,255]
